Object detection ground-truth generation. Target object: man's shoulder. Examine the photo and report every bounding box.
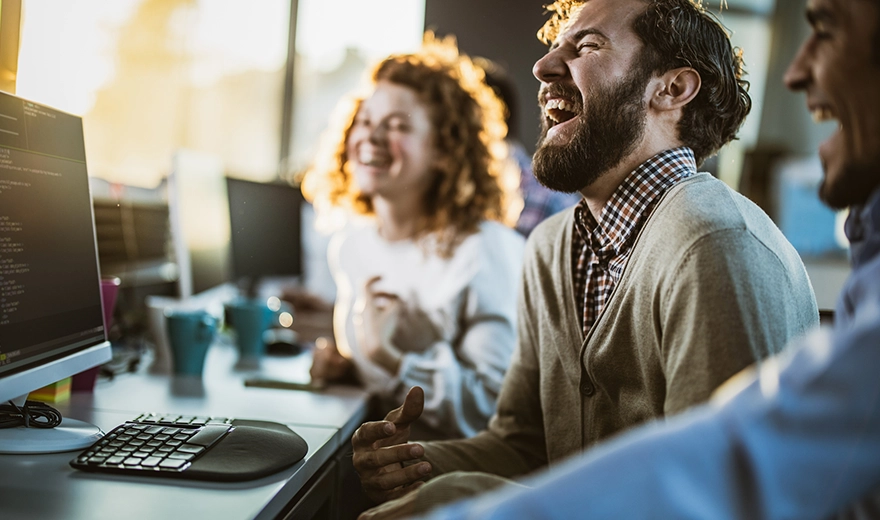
[651,173,780,242]
[638,173,806,276]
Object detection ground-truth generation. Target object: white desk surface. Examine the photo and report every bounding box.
[0,342,371,520]
[80,340,370,442]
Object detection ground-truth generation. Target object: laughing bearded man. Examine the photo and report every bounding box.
[350,1,821,518]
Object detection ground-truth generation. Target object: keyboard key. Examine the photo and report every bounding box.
[140,457,163,467]
[167,452,195,461]
[159,458,187,469]
[106,455,125,465]
[176,444,204,455]
[123,457,143,466]
[186,425,230,448]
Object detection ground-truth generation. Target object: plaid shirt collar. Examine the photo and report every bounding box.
[573,147,697,258]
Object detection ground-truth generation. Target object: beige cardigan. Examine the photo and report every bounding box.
[414,173,819,510]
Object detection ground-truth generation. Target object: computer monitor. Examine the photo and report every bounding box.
[0,91,112,453]
[225,177,302,297]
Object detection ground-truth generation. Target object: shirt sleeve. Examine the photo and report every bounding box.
[421,285,880,520]
[391,226,525,438]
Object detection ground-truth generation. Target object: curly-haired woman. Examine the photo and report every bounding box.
[301,34,525,439]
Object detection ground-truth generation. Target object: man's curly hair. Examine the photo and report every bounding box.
[537,0,752,166]
[302,33,514,257]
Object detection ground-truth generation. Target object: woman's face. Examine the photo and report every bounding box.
[346,81,437,203]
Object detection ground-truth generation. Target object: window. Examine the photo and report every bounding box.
[17,0,291,187]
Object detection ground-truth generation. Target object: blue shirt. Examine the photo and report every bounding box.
[425,186,880,519]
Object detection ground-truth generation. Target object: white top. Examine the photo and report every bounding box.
[329,219,525,438]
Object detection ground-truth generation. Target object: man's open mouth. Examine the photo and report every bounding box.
[545,98,578,126]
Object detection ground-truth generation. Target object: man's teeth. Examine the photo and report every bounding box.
[811,107,835,123]
[545,99,576,123]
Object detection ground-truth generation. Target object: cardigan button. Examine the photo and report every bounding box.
[580,379,595,396]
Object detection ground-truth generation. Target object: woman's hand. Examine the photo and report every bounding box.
[309,337,353,384]
[353,276,403,374]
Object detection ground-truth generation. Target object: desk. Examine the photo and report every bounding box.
[0,342,371,520]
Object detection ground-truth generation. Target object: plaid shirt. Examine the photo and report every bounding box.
[572,147,696,338]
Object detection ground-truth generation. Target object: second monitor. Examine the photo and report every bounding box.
[225,177,303,297]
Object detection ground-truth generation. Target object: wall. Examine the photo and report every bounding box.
[424,0,548,153]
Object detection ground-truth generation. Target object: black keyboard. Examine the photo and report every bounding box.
[69,413,309,481]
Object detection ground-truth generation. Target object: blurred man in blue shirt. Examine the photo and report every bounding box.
[418,0,880,518]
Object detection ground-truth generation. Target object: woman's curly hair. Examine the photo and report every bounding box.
[537,0,751,166]
[302,33,517,257]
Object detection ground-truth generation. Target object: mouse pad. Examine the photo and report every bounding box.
[185,420,308,482]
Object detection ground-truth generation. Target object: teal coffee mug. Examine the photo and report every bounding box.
[225,298,276,368]
[165,310,219,377]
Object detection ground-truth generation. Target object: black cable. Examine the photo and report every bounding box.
[0,400,63,429]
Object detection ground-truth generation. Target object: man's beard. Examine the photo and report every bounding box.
[533,67,651,194]
[820,157,880,210]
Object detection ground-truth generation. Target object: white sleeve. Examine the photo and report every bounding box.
[393,227,524,438]
[424,297,880,518]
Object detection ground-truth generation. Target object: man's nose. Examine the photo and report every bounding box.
[533,48,566,83]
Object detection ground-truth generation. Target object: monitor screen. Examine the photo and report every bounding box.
[0,91,110,407]
[226,177,303,286]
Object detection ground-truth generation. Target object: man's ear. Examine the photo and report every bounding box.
[649,67,701,112]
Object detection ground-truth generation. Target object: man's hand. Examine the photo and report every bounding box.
[352,386,433,503]
[357,487,422,520]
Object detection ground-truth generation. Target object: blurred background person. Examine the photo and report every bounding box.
[301,33,525,440]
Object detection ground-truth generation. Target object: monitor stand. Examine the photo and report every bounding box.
[0,396,103,454]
